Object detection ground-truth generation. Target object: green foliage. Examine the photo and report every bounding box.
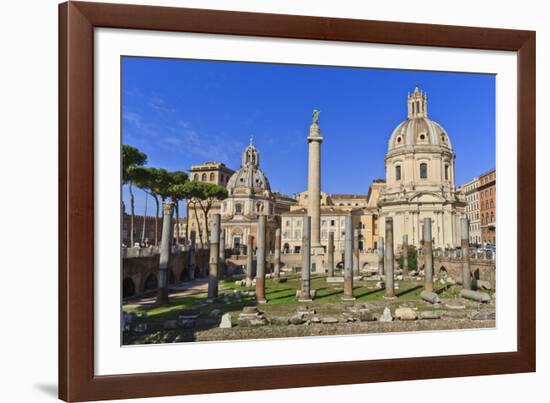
[166,171,189,203]
[398,245,418,271]
[122,144,147,183]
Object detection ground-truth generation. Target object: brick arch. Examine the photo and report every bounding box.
[438,265,448,279]
[122,277,136,298]
[143,272,158,291]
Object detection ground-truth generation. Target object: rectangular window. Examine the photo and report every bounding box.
[445,164,449,180]
[395,165,401,180]
[420,163,428,179]
[330,220,335,226]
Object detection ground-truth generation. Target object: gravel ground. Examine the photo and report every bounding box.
[124,299,496,344]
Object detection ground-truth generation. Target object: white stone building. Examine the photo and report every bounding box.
[378,86,466,249]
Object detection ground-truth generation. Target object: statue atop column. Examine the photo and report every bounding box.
[312,109,321,125]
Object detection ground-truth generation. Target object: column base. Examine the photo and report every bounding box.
[341,296,356,301]
[298,298,313,302]
[257,299,267,304]
[383,295,397,300]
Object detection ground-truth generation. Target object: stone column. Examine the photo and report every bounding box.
[307,113,323,249]
[299,215,312,301]
[461,218,471,290]
[255,215,267,303]
[327,231,335,277]
[353,228,360,276]
[246,234,254,287]
[274,228,281,281]
[188,230,196,280]
[343,215,355,300]
[384,218,395,299]
[423,218,434,292]
[402,234,409,277]
[219,228,225,279]
[208,214,221,300]
[377,236,384,276]
[156,201,174,306]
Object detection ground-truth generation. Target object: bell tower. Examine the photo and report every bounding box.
[407,85,428,119]
[242,137,260,168]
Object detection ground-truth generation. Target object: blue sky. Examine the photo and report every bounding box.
[122,57,495,215]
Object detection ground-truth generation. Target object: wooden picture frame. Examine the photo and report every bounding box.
[59,1,536,401]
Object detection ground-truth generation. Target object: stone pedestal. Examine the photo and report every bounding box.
[156,201,174,306]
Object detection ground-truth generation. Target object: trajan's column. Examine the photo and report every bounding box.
[307,109,325,262]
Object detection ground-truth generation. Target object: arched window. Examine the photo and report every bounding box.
[209,172,215,181]
[420,162,428,179]
[444,164,449,180]
[395,165,402,181]
[193,174,198,182]
[235,203,242,215]
[490,212,494,223]
[201,173,206,181]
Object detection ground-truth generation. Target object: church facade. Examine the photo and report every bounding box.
[378,86,466,249]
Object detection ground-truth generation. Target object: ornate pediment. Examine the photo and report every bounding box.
[407,191,447,204]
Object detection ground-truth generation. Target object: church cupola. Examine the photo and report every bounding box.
[242,137,260,168]
[407,85,428,119]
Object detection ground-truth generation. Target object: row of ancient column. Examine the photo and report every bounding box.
[381,216,473,301]
[159,200,474,306]
[207,214,283,304]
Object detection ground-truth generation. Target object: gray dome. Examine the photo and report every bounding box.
[388,117,453,151]
[227,166,271,191]
[226,142,271,192]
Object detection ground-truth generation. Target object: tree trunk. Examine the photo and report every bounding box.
[185,200,190,244]
[153,195,160,246]
[129,182,135,247]
[141,190,148,244]
[175,200,180,245]
[199,199,212,248]
[192,201,204,247]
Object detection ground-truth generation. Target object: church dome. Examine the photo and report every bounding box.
[226,142,271,192]
[388,86,453,154]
